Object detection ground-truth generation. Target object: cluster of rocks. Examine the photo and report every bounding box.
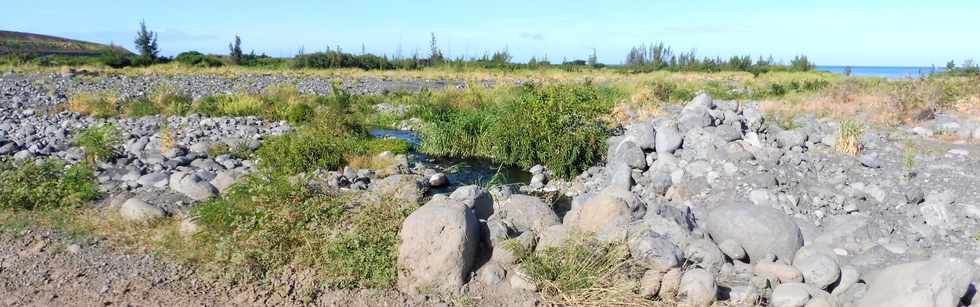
[394,93,980,306]
[910,111,980,141]
[0,73,479,107]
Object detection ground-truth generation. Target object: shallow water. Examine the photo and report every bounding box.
[816,65,945,79]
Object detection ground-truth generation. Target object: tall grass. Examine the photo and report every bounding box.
[418,83,620,179]
[0,158,100,210]
[76,123,121,164]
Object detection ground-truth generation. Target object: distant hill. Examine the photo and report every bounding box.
[0,30,132,57]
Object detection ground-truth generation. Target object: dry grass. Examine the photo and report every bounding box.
[835,120,863,156]
[159,125,177,154]
[67,92,120,118]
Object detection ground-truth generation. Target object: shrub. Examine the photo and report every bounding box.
[256,129,351,174]
[68,92,120,118]
[419,84,618,179]
[150,86,193,115]
[76,124,121,164]
[0,158,100,210]
[191,175,414,287]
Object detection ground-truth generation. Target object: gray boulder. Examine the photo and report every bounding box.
[169,172,218,201]
[678,268,717,307]
[858,258,974,307]
[706,203,803,263]
[450,185,494,220]
[775,130,808,149]
[119,198,166,223]
[627,229,683,271]
[397,197,480,294]
[495,194,560,233]
[625,122,656,150]
[655,119,684,153]
[611,139,646,170]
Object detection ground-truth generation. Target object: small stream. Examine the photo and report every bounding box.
[369,128,531,187]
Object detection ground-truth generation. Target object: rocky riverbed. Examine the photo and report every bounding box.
[2,72,980,306]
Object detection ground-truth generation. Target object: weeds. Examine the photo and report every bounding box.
[76,123,121,164]
[510,236,650,306]
[902,141,918,171]
[68,92,120,118]
[0,158,100,210]
[159,124,177,155]
[836,120,863,156]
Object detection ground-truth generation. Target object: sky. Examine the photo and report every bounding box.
[2,0,978,66]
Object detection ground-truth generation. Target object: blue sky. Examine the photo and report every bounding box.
[2,0,977,66]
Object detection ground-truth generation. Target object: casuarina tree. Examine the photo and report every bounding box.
[134,20,159,63]
[229,35,242,65]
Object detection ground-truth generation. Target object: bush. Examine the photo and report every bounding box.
[174,51,224,67]
[0,158,100,210]
[191,175,414,287]
[76,124,121,164]
[419,84,618,179]
[256,129,351,175]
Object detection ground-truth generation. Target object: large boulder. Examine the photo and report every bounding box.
[565,187,636,238]
[495,194,559,233]
[450,185,494,220]
[371,174,426,204]
[610,140,646,170]
[858,258,974,307]
[625,122,656,150]
[119,198,166,223]
[627,229,683,271]
[169,172,218,201]
[705,203,803,263]
[678,268,717,307]
[397,197,480,294]
[655,119,684,154]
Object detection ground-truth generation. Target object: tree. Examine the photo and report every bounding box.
[429,32,443,63]
[587,48,598,67]
[134,20,159,63]
[228,35,243,65]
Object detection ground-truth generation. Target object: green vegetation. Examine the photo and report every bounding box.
[508,237,647,306]
[174,51,224,67]
[75,124,121,164]
[134,20,160,65]
[417,83,620,179]
[68,91,121,118]
[190,175,415,287]
[0,158,100,210]
[624,42,814,74]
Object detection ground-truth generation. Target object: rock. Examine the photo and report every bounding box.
[639,269,664,298]
[776,130,808,149]
[706,203,803,263]
[495,194,560,233]
[628,229,683,271]
[728,286,761,306]
[678,268,717,307]
[754,262,804,283]
[685,239,726,274]
[831,265,859,296]
[771,282,813,307]
[397,197,480,294]
[119,198,166,223]
[169,172,218,201]
[625,122,656,150]
[718,239,746,261]
[857,153,881,168]
[655,119,683,154]
[476,262,506,285]
[537,225,570,249]
[858,258,974,307]
[659,268,683,300]
[529,173,547,189]
[209,170,242,193]
[509,269,537,291]
[491,231,536,265]
[428,172,448,187]
[371,174,426,204]
[566,187,636,239]
[793,245,841,290]
[611,140,646,170]
[450,185,494,220]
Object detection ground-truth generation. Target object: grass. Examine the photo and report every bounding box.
[0,158,100,210]
[508,236,653,306]
[188,174,416,288]
[68,92,121,118]
[76,123,121,164]
[159,124,177,154]
[836,120,863,156]
[417,83,619,179]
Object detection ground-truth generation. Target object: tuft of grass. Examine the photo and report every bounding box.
[256,129,351,175]
[835,120,863,156]
[68,92,120,118]
[0,158,100,210]
[159,124,177,155]
[902,141,918,171]
[76,123,121,164]
[510,236,652,306]
[190,174,415,288]
[149,86,193,115]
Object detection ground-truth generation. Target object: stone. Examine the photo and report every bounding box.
[509,269,537,291]
[371,174,426,204]
[566,187,634,236]
[655,119,684,154]
[209,170,242,193]
[793,245,841,290]
[625,122,656,150]
[179,217,201,237]
[858,258,974,307]
[611,140,646,170]
[496,194,559,233]
[678,268,717,307]
[728,286,761,306]
[169,172,218,201]
[428,172,449,187]
[119,198,166,223]
[857,153,881,168]
[450,185,494,220]
[639,269,664,298]
[659,268,683,300]
[831,265,859,296]
[685,239,726,274]
[771,282,813,307]
[537,224,570,249]
[754,262,804,283]
[706,203,803,263]
[477,262,506,285]
[718,239,746,261]
[776,130,808,149]
[628,229,683,271]
[397,197,480,294]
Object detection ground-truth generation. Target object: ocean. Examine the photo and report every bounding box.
[816,66,944,79]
